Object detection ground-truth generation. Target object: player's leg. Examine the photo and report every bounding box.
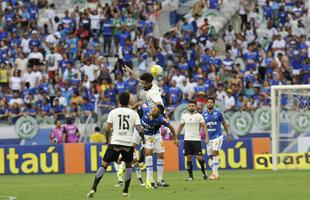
[144,135,156,189]
[184,141,194,181]
[121,146,134,196]
[133,150,145,186]
[194,141,207,180]
[210,136,223,180]
[155,135,169,187]
[87,145,118,198]
[115,157,125,187]
[132,133,145,186]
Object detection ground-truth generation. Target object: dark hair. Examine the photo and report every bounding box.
[207,96,215,103]
[140,73,154,83]
[156,104,165,114]
[94,127,100,132]
[188,100,196,105]
[119,92,130,106]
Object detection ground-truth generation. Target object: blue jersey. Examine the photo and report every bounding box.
[102,19,113,36]
[202,109,224,140]
[140,106,169,136]
[125,79,138,94]
[115,81,127,94]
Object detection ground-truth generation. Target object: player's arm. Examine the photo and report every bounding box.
[176,122,185,139]
[201,122,209,144]
[123,65,139,80]
[135,124,145,144]
[167,123,179,146]
[130,101,143,110]
[105,122,112,143]
[222,119,231,142]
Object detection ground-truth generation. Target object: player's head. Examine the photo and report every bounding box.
[188,100,196,113]
[119,92,130,106]
[150,104,165,118]
[207,96,215,110]
[140,73,153,91]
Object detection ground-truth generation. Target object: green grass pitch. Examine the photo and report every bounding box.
[0,170,309,200]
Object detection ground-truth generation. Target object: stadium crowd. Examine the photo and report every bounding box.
[0,0,309,125]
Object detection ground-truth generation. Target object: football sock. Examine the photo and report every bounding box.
[135,166,142,179]
[146,156,154,183]
[92,166,106,191]
[212,156,219,176]
[157,159,164,182]
[123,166,132,193]
[186,161,193,178]
[115,163,123,182]
[138,148,145,163]
[198,159,206,176]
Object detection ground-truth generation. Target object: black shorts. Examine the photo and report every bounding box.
[102,144,134,163]
[184,141,202,156]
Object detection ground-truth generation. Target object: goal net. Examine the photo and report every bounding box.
[271,85,310,170]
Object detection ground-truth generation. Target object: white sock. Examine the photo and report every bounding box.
[135,166,142,179]
[212,156,219,176]
[157,159,164,182]
[145,156,154,183]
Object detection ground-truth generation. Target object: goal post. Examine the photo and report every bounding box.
[271,85,310,170]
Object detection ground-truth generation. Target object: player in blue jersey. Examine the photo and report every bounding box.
[202,97,231,180]
[137,103,178,189]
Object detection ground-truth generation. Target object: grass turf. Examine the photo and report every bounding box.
[0,170,309,200]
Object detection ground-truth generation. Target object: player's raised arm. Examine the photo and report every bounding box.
[123,65,140,80]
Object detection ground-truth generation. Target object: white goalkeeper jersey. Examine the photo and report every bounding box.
[180,112,205,141]
[107,107,141,147]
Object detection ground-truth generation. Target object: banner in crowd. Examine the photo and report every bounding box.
[0,138,270,175]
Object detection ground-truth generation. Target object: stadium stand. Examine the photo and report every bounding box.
[0,0,308,143]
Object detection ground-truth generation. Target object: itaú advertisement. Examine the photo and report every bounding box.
[254,153,310,169]
[178,140,254,170]
[0,145,64,175]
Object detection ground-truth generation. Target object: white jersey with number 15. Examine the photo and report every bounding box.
[107,107,141,147]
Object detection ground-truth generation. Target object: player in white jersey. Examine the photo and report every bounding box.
[177,101,208,181]
[87,92,145,198]
[124,65,163,106]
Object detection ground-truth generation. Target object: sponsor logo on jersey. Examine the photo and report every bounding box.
[229,112,253,136]
[15,116,39,140]
[254,107,271,131]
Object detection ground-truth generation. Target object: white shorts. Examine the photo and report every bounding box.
[207,135,223,155]
[133,131,142,145]
[144,134,165,154]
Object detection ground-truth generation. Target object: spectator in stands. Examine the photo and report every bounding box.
[52,98,66,121]
[224,89,235,112]
[90,126,107,143]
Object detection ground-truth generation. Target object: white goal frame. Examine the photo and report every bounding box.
[271,84,310,170]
